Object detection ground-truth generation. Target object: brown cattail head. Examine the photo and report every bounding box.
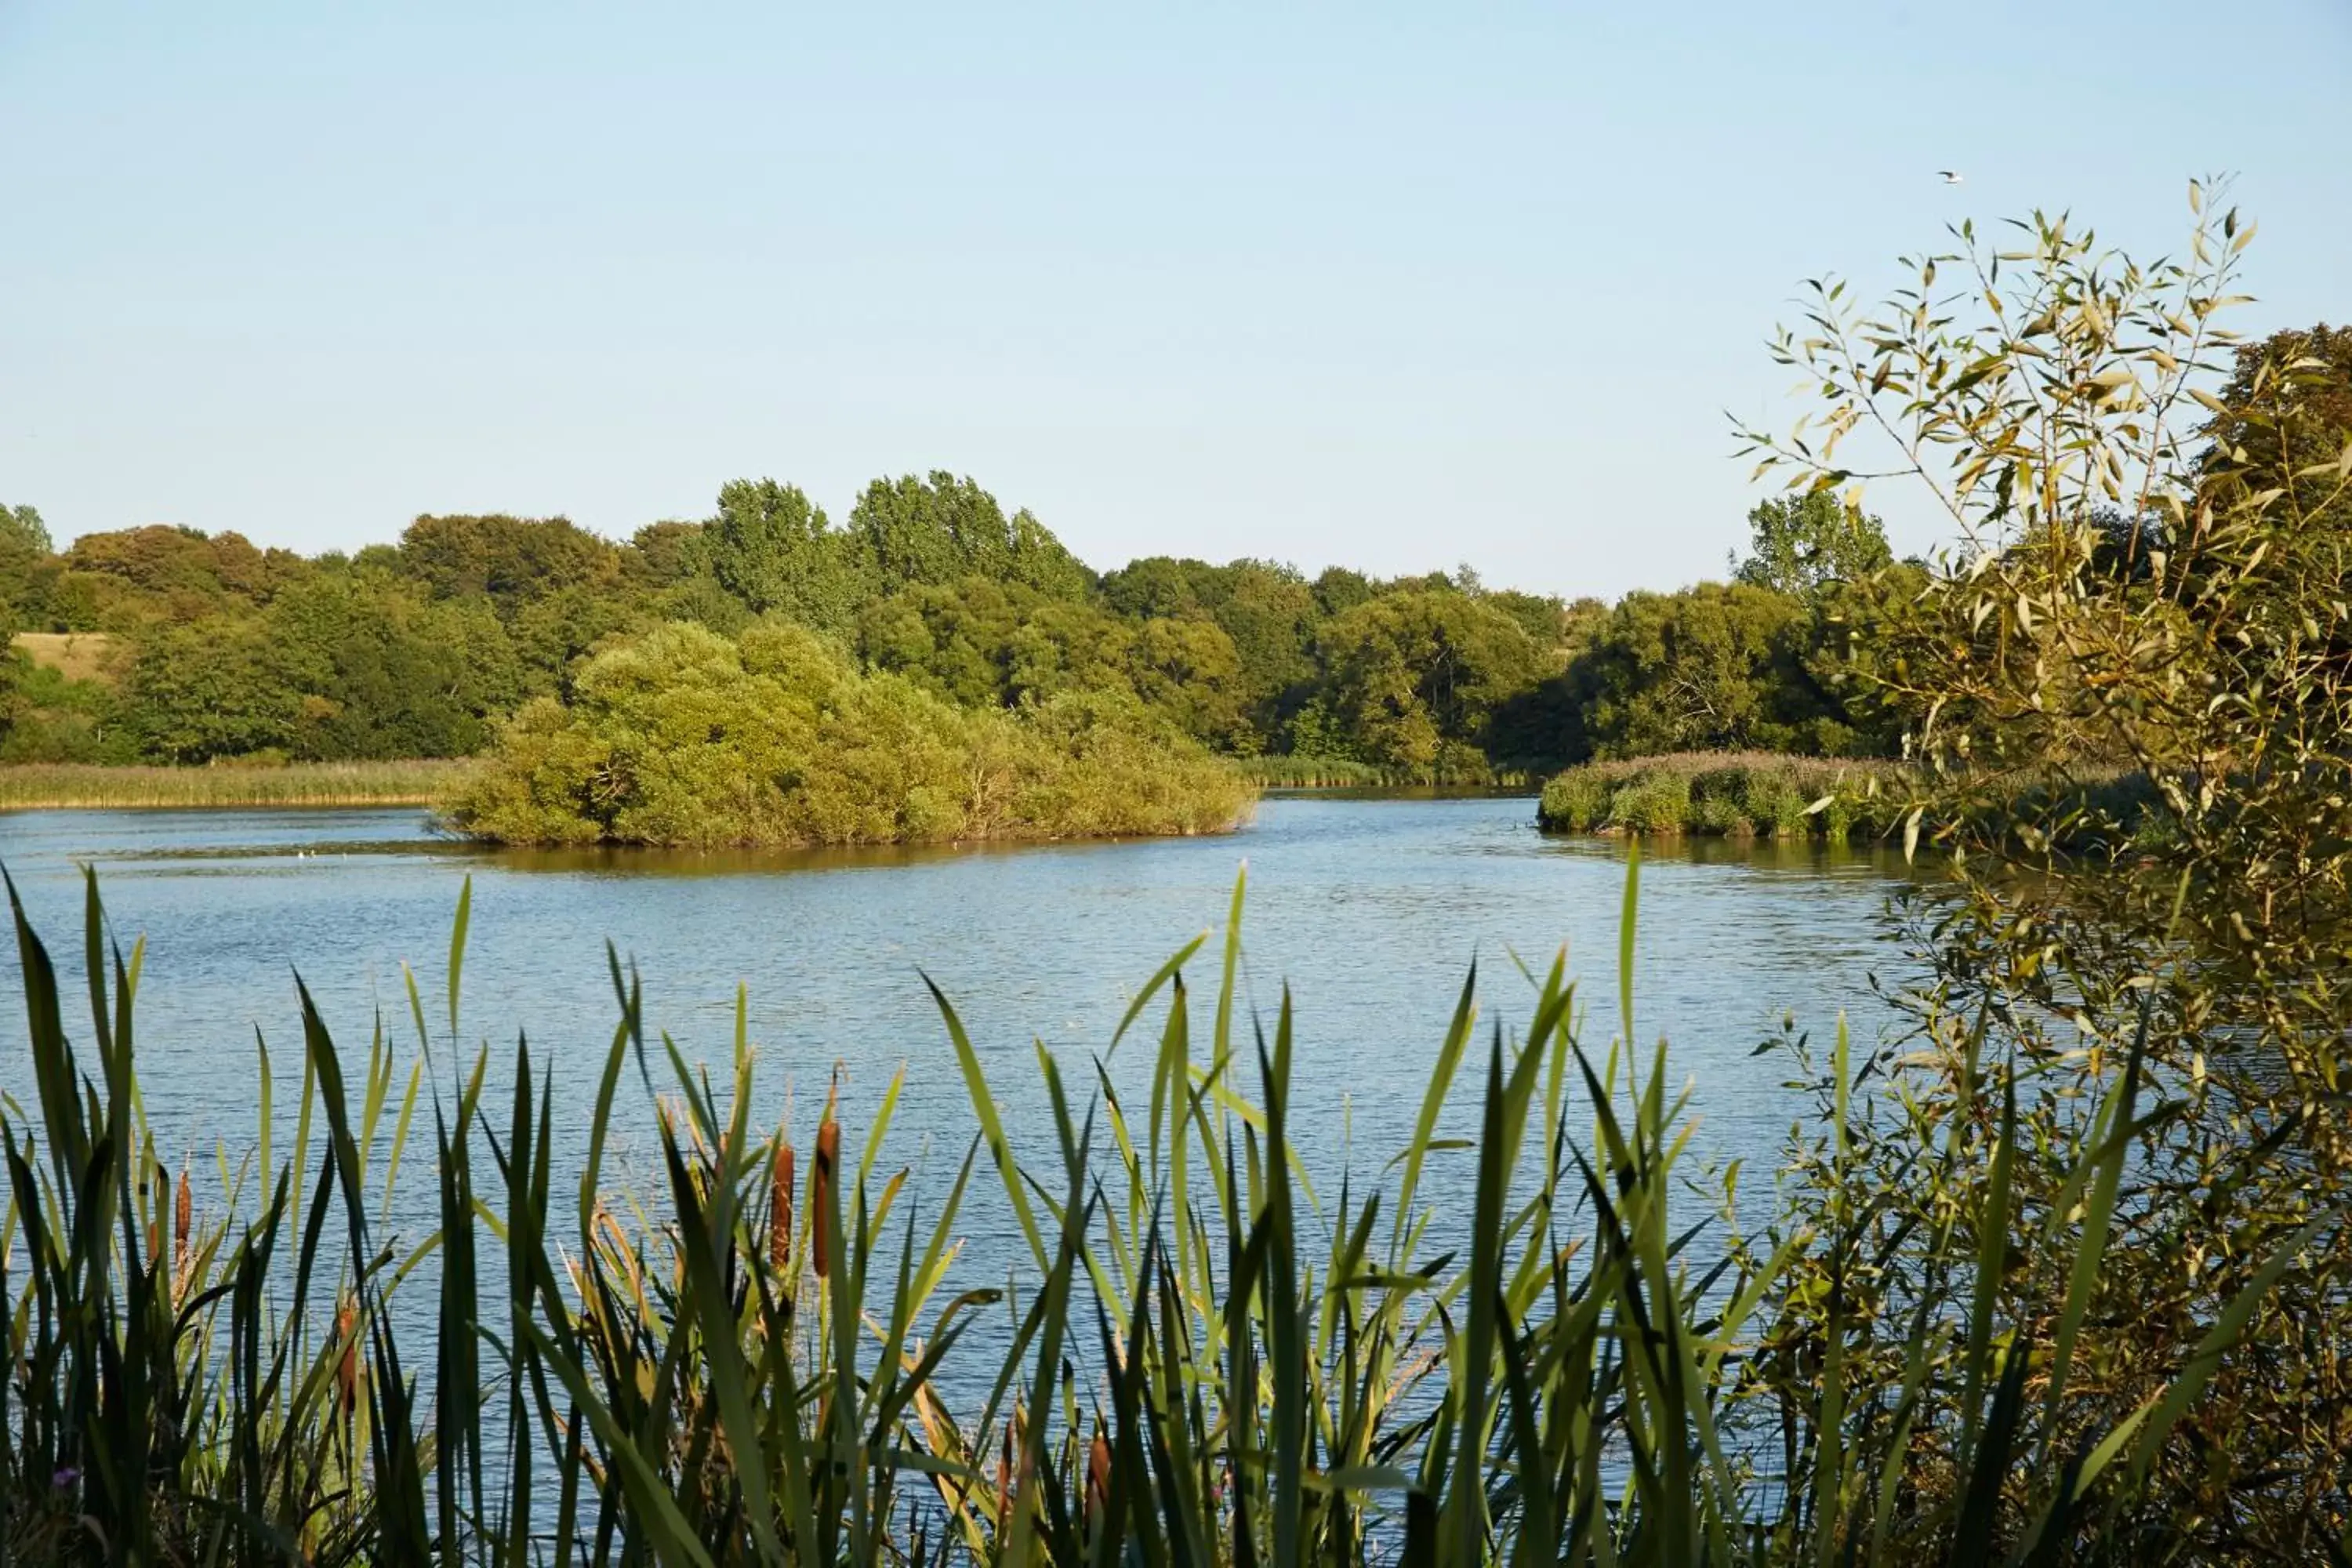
[811,1118,839,1279]
[1085,1431,1112,1526]
[996,1414,1017,1537]
[769,1142,795,1273]
[335,1295,359,1414]
[174,1167,194,1274]
[147,1167,165,1266]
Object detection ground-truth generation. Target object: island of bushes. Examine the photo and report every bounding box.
[445,622,1254,847]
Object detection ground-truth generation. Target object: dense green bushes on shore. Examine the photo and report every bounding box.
[1537,752,1900,838]
[445,621,1256,847]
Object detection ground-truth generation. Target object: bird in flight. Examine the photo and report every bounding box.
[1938,170,1965,184]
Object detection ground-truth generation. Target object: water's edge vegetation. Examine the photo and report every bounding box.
[1537,753,1901,839]
[0,757,473,810]
[444,622,1256,847]
[0,861,2307,1565]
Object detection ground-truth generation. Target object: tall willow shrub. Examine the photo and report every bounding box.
[445,622,1255,846]
[1737,180,2352,1556]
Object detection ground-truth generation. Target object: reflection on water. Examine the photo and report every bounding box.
[0,794,1917,1316]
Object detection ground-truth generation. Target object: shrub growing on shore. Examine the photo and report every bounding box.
[444,621,1256,846]
[1738,185,2352,1556]
[1537,751,1897,839]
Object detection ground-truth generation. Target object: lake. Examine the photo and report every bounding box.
[0,793,1915,1297]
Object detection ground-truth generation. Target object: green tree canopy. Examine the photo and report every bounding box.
[1303,590,1553,770]
[1732,492,1893,598]
[847,472,1091,600]
[396,514,622,605]
[1561,582,1824,759]
[701,479,867,630]
[0,503,59,628]
[265,572,523,758]
[0,502,50,557]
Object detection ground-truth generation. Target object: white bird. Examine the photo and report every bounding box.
[1939,170,1964,185]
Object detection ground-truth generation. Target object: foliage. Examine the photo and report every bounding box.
[1240,754,1533,788]
[267,572,524,759]
[1733,492,1895,597]
[1737,182,2352,1556]
[1099,557,1323,734]
[1,862,2326,1563]
[848,471,1092,601]
[445,621,1255,846]
[1537,751,1900,837]
[0,502,49,556]
[858,577,1249,749]
[1547,583,1886,760]
[1298,589,1555,771]
[0,758,469,808]
[0,505,54,630]
[122,616,307,764]
[703,480,870,633]
[396,513,623,605]
[0,471,1900,775]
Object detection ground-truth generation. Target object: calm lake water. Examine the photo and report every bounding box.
[0,793,1916,1301]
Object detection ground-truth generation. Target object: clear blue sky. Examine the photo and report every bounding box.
[3,1,2346,598]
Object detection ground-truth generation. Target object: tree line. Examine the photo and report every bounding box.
[0,472,1917,775]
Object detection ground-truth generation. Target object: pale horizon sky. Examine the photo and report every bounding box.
[3,1,2347,599]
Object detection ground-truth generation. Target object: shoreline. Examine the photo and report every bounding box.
[0,760,474,811]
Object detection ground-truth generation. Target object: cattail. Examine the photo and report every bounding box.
[996,1414,1018,1537]
[174,1167,193,1276]
[769,1141,795,1272]
[1085,1430,1112,1528]
[811,1117,838,1279]
[335,1295,359,1414]
[146,1166,165,1265]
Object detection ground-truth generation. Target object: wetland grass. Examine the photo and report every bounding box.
[0,759,473,811]
[0,855,2321,1563]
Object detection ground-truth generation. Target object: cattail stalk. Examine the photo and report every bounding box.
[336,1295,360,1414]
[996,1412,1018,1537]
[769,1141,795,1272]
[1085,1430,1112,1528]
[146,1165,164,1267]
[174,1166,193,1276]
[811,1117,838,1279]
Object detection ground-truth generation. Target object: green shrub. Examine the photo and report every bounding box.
[1537,753,1903,840]
[1737,770,1809,837]
[445,622,1256,846]
[1536,769,1607,830]
[1604,769,1690,834]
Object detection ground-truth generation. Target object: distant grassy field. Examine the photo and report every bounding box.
[0,758,473,809]
[9,630,125,684]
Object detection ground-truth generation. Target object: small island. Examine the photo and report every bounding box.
[444,621,1256,848]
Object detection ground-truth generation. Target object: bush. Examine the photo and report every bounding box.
[1537,768,1607,830]
[1604,769,1691,834]
[445,621,1257,847]
[1538,752,1896,838]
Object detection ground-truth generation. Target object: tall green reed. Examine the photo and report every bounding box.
[0,851,2325,1564]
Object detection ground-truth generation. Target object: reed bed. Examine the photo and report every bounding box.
[1242,755,1534,789]
[1537,752,1906,839]
[0,759,474,810]
[0,858,2321,1564]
